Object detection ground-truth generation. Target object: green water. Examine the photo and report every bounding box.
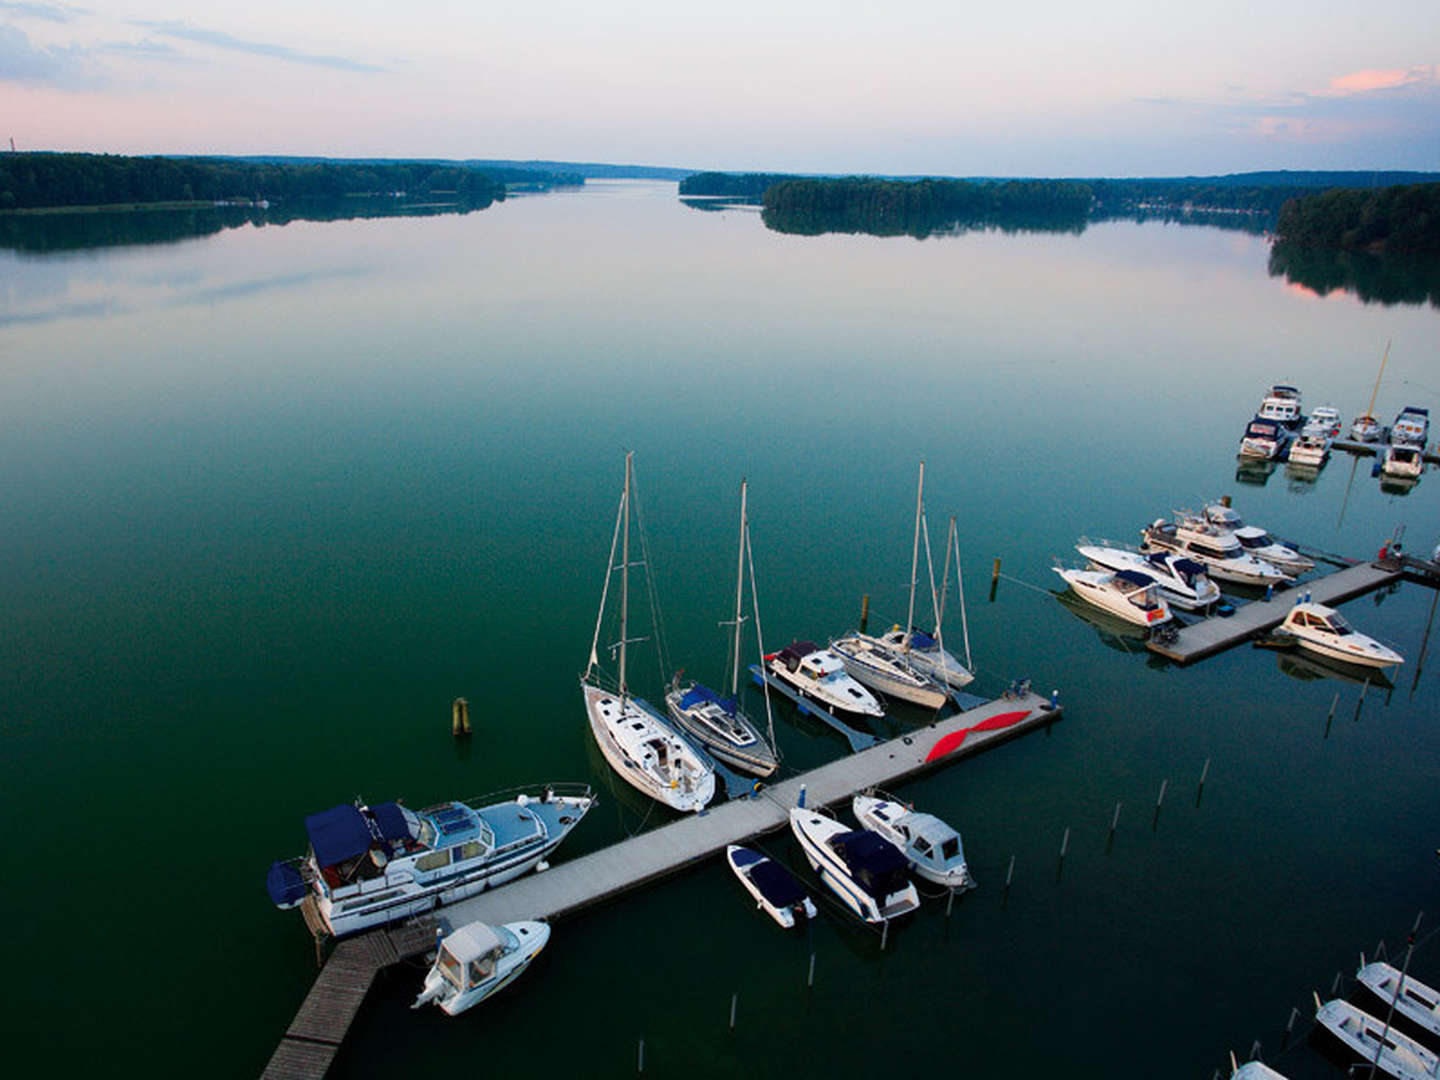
[2,182,1438,1078]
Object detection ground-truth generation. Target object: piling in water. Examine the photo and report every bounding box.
[452,697,471,737]
[637,1038,645,1074]
[1005,854,1015,888]
[1060,827,1070,859]
[729,993,737,1030]
[859,593,870,633]
[989,556,1001,601]
[807,952,815,988]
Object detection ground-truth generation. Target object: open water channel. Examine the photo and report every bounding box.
[2,180,1438,1077]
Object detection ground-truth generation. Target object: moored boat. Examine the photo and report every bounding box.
[1287,432,1330,467]
[1302,405,1342,438]
[852,793,974,891]
[1200,503,1315,575]
[767,641,884,719]
[1053,565,1172,628]
[1239,417,1290,460]
[266,786,596,937]
[1229,1052,1289,1080]
[1382,443,1424,479]
[1141,517,1288,587]
[1390,405,1430,448]
[829,632,948,710]
[725,844,817,929]
[412,919,550,1016]
[1351,413,1384,442]
[1076,540,1220,611]
[1256,384,1303,427]
[1278,601,1403,670]
[1314,995,1438,1080]
[789,807,919,923]
[1356,958,1440,1038]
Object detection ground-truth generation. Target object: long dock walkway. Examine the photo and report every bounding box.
[260,690,1059,1079]
[1145,561,1402,664]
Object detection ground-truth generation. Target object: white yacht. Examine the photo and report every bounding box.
[1302,405,1342,438]
[412,920,549,1016]
[725,844,817,929]
[265,787,596,938]
[582,452,716,813]
[1315,996,1438,1080]
[1287,432,1330,467]
[789,807,920,923]
[853,794,974,891]
[1351,413,1384,442]
[1383,443,1424,479]
[1391,405,1430,447]
[1238,417,1289,460]
[829,633,948,710]
[1076,540,1220,611]
[1200,504,1315,575]
[1278,601,1403,670]
[767,641,884,719]
[1256,384,1303,427]
[1357,959,1440,1038]
[1053,566,1172,628]
[1141,517,1288,587]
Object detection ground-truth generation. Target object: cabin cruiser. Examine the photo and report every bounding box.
[1256,384,1303,427]
[725,844,817,929]
[789,807,919,923]
[665,679,777,777]
[1301,405,1342,438]
[1238,417,1289,460]
[1053,566,1172,628]
[1315,996,1438,1080]
[853,794,974,891]
[1076,540,1220,611]
[1350,413,1384,442]
[1141,517,1288,587]
[1278,601,1403,670]
[266,786,596,937]
[1356,958,1440,1038]
[412,920,549,1016]
[829,632,948,710]
[766,641,884,719]
[1287,432,1330,467]
[1198,504,1314,575]
[1390,405,1430,448]
[874,626,974,689]
[1382,443,1424,479]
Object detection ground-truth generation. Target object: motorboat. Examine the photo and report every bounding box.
[265,786,596,937]
[1356,958,1440,1038]
[1256,384,1303,427]
[1287,432,1330,467]
[725,844,817,929]
[1199,504,1315,575]
[1314,995,1438,1080]
[829,632,948,710]
[1301,405,1342,438]
[412,920,549,1015]
[1238,417,1290,460]
[852,793,974,891]
[1351,413,1384,442]
[1141,517,1288,587]
[1076,540,1220,611]
[766,641,884,719]
[1382,443,1424,479]
[788,807,919,923]
[1278,601,1403,670]
[583,453,716,813]
[1390,405,1430,447]
[665,480,779,777]
[1053,566,1172,628]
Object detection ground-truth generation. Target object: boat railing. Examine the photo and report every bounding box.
[461,782,596,809]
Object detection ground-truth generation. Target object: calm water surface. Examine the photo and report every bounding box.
[2,182,1438,1077]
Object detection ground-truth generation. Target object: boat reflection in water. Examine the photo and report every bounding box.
[1275,649,1396,692]
[1055,590,1151,654]
[1235,458,1277,486]
[1379,472,1420,497]
[1284,462,1322,490]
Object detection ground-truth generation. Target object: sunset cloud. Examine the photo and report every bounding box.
[1320,66,1437,96]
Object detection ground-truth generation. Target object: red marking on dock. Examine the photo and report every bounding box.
[925,709,1031,762]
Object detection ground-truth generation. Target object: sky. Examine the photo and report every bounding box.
[1,0,1437,176]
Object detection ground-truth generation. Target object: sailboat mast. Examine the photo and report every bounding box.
[730,479,748,698]
[619,451,632,698]
[1365,340,1390,419]
[905,461,924,646]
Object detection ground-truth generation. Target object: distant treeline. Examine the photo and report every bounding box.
[760,177,1093,238]
[0,153,579,211]
[1273,183,1440,254]
[679,172,799,198]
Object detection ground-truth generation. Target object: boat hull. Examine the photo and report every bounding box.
[664,684,778,777]
[830,635,947,710]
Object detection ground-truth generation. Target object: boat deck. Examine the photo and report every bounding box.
[1144,561,1403,664]
[261,689,1060,1078]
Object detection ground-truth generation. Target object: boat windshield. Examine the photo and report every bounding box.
[438,948,464,991]
[1325,613,1353,635]
[940,836,960,860]
[1237,533,1272,549]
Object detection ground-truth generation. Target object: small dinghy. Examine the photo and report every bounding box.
[852,794,974,891]
[1279,601,1403,670]
[1357,957,1440,1038]
[1314,994,1439,1080]
[725,845,817,929]
[789,807,919,923]
[413,920,550,1016]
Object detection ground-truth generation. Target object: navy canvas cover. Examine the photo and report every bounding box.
[833,830,910,899]
[1115,569,1155,588]
[266,860,307,906]
[910,629,937,650]
[305,804,372,867]
[749,860,808,908]
[371,802,410,844]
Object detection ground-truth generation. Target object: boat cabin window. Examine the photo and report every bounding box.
[913,837,932,856]
[415,850,451,872]
[1190,542,1237,560]
[438,949,464,991]
[457,840,483,862]
[941,837,960,860]
[1324,613,1352,635]
[1237,534,1268,549]
[468,954,496,985]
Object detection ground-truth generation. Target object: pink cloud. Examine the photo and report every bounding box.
[1321,65,1436,96]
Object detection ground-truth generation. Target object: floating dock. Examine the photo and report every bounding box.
[1145,561,1403,664]
[261,689,1060,1079]
[1329,437,1440,464]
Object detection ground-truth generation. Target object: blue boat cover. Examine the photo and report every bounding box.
[305,804,371,868]
[833,830,910,899]
[910,629,937,650]
[371,802,410,844]
[679,684,738,713]
[1115,569,1155,588]
[266,860,307,906]
[749,859,808,908]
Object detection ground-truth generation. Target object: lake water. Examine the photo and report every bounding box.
[2,181,1438,1078]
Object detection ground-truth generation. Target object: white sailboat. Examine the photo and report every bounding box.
[582,453,715,813]
[1314,994,1439,1080]
[1357,957,1440,1038]
[665,479,779,777]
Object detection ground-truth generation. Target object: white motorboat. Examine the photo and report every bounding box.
[1301,405,1342,438]
[1391,405,1430,448]
[412,920,549,1016]
[1383,443,1424,479]
[1238,417,1290,460]
[1141,517,1288,587]
[1314,995,1439,1080]
[1229,1053,1289,1080]
[766,641,884,719]
[265,786,595,937]
[1200,504,1315,575]
[1351,413,1384,442]
[1256,384,1303,427]
[1053,566,1172,628]
[1357,958,1440,1038]
[1278,601,1403,670]
[852,794,974,891]
[665,480,778,777]
[830,632,948,710]
[788,807,919,923]
[1076,540,1220,611]
[725,844,817,929]
[1287,432,1330,467]
[582,453,715,813]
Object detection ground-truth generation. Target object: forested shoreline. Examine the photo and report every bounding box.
[1274,183,1440,253]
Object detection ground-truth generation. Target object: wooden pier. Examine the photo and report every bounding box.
[1145,561,1403,664]
[261,690,1060,1079]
